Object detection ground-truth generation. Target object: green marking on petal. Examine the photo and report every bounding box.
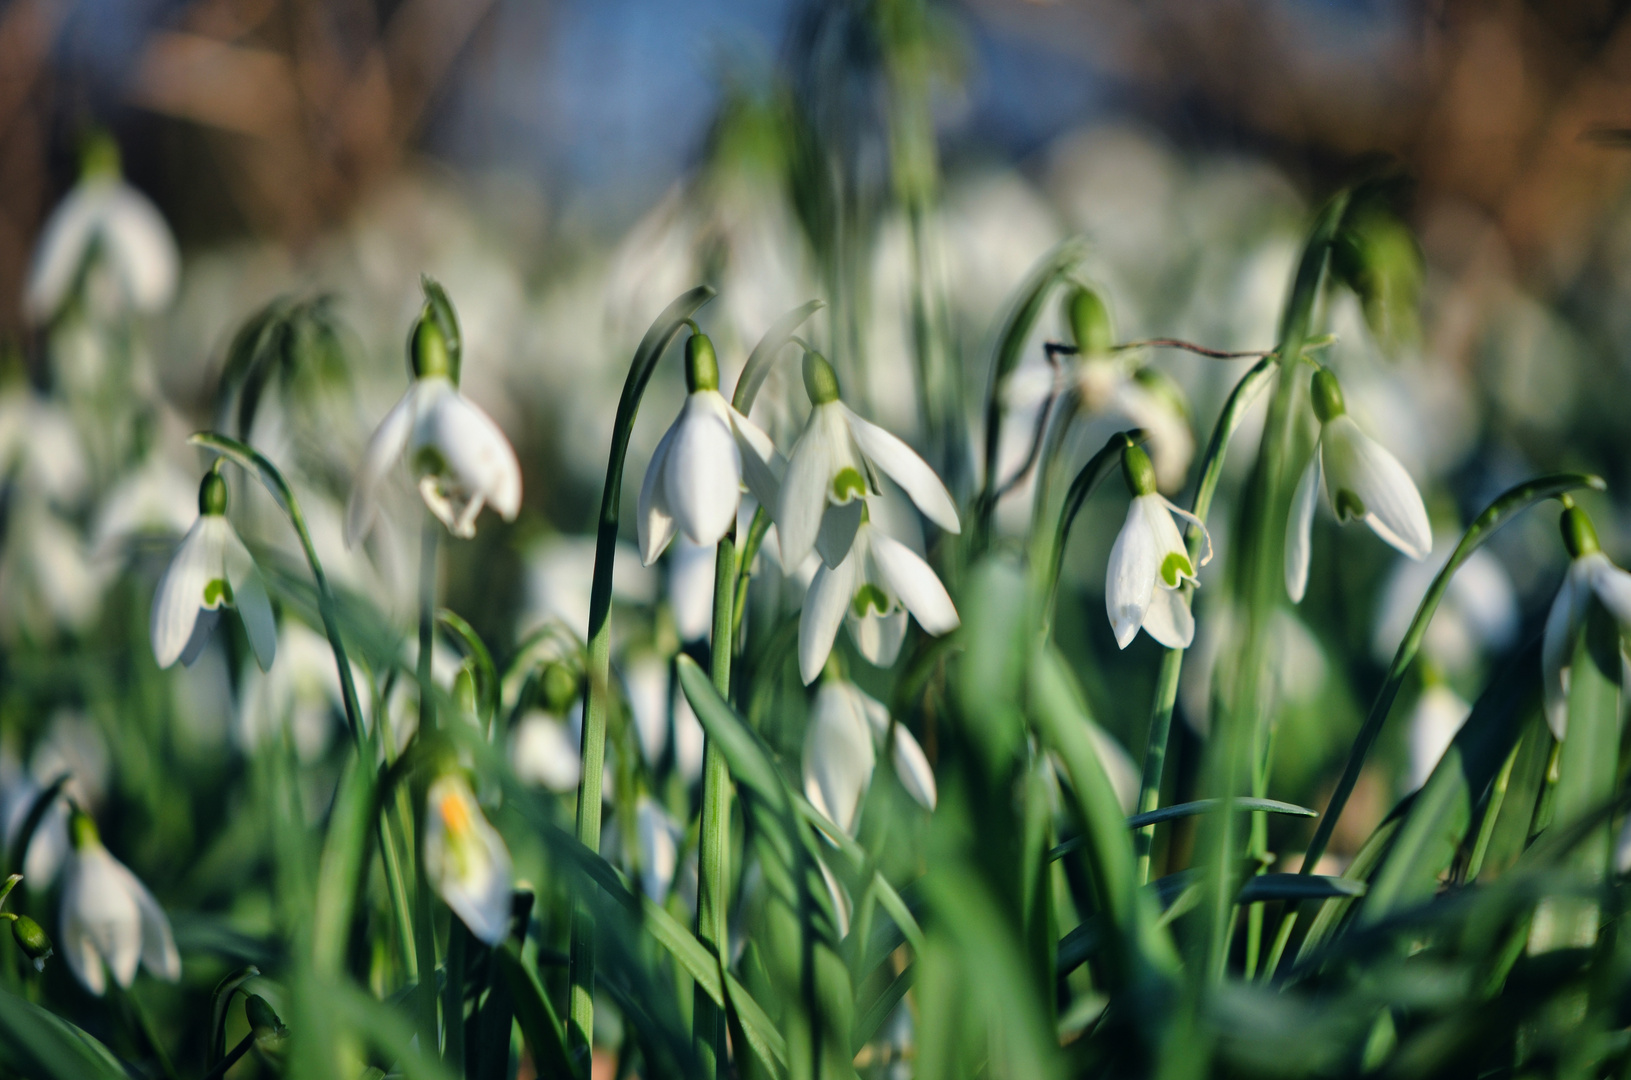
[203,578,233,607]
[832,467,867,502]
[1160,552,1193,587]
[1334,489,1366,522]
[851,583,890,618]
[412,445,447,478]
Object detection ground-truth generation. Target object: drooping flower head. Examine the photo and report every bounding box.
[424,773,514,946]
[1105,443,1211,649]
[346,283,522,545]
[151,469,276,671]
[1285,368,1431,603]
[1542,505,1631,740]
[59,810,180,995]
[778,350,960,571]
[638,331,782,565]
[798,501,959,685]
[803,679,937,836]
[25,134,179,324]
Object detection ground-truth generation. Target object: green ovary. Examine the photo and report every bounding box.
[831,467,868,502]
[203,578,233,607]
[851,583,891,617]
[1334,489,1367,522]
[1159,552,1193,587]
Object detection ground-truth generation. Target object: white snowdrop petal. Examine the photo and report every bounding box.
[1105,500,1159,649]
[431,392,524,522]
[223,526,277,671]
[1285,453,1321,604]
[1407,685,1472,792]
[1587,555,1631,629]
[425,777,514,946]
[68,848,142,991]
[729,406,786,512]
[888,724,937,811]
[1140,585,1195,650]
[841,406,961,535]
[1541,567,1585,741]
[345,385,418,547]
[815,500,864,569]
[804,683,878,835]
[114,858,181,982]
[1324,416,1431,560]
[779,412,836,568]
[150,518,214,668]
[104,185,180,312]
[511,713,583,792]
[25,186,102,322]
[868,530,958,636]
[638,420,681,566]
[847,608,909,668]
[663,396,742,547]
[636,798,679,903]
[799,554,856,685]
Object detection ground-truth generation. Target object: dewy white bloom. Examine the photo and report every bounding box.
[778,351,960,571]
[25,140,179,323]
[798,503,959,685]
[60,811,180,996]
[151,472,276,672]
[1541,507,1631,740]
[346,312,521,545]
[1407,683,1472,791]
[1286,369,1431,603]
[639,333,782,565]
[424,774,514,946]
[1105,444,1211,650]
[803,679,936,836]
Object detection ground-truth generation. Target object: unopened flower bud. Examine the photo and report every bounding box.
[540,662,578,714]
[1066,286,1114,357]
[411,315,453,381]
[80,131,122,180]
[198,470,228,516]
[802,351,840,405]
[69,810,99,851]
[1121,444,1157,497]
[11,915,52,972]
[684,333,719,393]
[245,994,288,1040]
[1311,368,1346,424]
[1561,506,1601,559]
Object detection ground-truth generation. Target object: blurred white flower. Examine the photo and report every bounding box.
[635,796,681,903]
[25,156,179,323]
[1105,446,1211,650]
[777,352,960,570]
[60,811,180,996]
[509,709,582,793]
[90,454,196,561]
[1286,370,1431,603]
[0,390,89,506]
[150,474,275,672]
[803,679,935,836]
[1406,684,1471,792]
[667,538,716,643]
[346,373,521,544]
[0,498,105,641]
[424,774,513,946]
[798,508,959,685]
[638,336,782,564]
[1372,540,1518,673]
[522,536,655,642]
[237,622,365,761]
[1541,508,1631,740]
[1182,605,1328,736]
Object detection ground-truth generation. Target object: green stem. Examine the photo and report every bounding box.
[202,1032,255,1080]
[694,534,738,1075]
[415,517,442,1054]
[730,507,771,646]
[119,983,180,1080]
[418,520,440,737]
[569,286,713,1067]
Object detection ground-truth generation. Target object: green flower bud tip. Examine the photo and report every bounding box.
[69,810,99,851]
[199,470,228,516]
[11,915,52,970]
[1311,368,1346,424]
[245,995,288,1039]
[453,667,479,715]
[802,350,840,405]
[1561,506,1601,559]
[540,662,578,714]
[1121,444,1157,497]
[1066,286,1114,357]
[684,333,719,393]
[411,314,453,381]
[80,131,121,180]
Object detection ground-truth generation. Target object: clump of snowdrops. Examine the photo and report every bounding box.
[3,141,1631,1080]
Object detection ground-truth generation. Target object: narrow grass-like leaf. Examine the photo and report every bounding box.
[1239,874,1366,902]
[495,944,581,1080]
[676,654,787,812]
[333,982,459,1080]
[851,962,915,1054]
[0,985,129,1080]
[1034,430,1139,630]
[437,608,499,727]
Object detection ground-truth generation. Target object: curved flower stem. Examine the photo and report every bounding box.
[413,516,441,1054]
[569,286,714,1066]
[731,507,772,644]
[1133,357,1277,886]
[694,532,738,1075]
[1261,471,1605,980]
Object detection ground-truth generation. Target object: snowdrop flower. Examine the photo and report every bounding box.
[151,470,276,671]
[346,300,521,545]
[666,537,716,642]
[1406,682,1471,791]
[1541,506,1631,740]
[59,811,180,995]
[1105,444,1212,649]
[510,710,582,792]
[798,503,959,685]
[424,773,513,946]
[1285,369,1431,603]
[803,679,936,836]
[638,332,781,564]
[25,137,179,323]
[237,622,366,762]
[778,350,960,570]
